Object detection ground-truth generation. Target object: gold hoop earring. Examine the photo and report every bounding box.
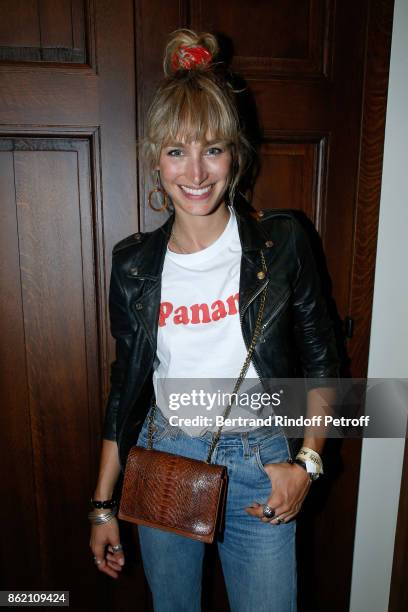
[148,187,169,212]
[148,171,169,212]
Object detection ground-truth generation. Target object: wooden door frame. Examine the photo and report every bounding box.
[349,0,395,377]
[351,0,403,609]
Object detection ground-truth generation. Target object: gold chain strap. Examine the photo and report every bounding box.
[147,398,156,450]
[205,250,268,462]
[147,250,268,461]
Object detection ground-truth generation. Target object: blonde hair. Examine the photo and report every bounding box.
[142,28,253,205]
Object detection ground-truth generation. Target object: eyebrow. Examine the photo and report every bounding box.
[164,139,227,147]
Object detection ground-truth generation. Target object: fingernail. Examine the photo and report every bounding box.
[119,558,125,565]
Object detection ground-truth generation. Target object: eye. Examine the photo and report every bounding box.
[167,148,184,157]
[206,147,223,156]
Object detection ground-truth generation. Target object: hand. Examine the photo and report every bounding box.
[89,517,125,579]
[245,461,311,524]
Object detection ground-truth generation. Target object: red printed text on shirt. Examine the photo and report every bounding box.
[158,293,239,327]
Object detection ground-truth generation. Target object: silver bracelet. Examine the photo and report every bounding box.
[88,506,117,525]
[88,512,116,525]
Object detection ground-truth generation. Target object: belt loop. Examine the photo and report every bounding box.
[242,432,250,459]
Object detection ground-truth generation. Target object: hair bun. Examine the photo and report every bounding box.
[163,28,219,77]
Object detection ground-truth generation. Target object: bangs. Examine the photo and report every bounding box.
[149,77,238,147]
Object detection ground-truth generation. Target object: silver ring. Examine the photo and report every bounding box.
[262,504,275,519]
[93,557,103,565]
[111,544,123,553]
[276,518,284,524]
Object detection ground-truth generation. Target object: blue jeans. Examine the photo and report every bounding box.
[135,406,297,612]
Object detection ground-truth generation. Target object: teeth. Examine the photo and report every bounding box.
[180,185,213,196]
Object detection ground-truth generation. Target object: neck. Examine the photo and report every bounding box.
[171,202,230,252]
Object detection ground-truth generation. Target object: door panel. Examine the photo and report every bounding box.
[0,138,103,605]
[0,1,141,610]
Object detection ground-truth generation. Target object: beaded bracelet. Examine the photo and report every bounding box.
[90,497,117,510]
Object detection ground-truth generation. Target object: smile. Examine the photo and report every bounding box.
[179,184,214,196]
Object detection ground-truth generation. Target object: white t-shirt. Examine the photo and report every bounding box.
[153,207,272,435]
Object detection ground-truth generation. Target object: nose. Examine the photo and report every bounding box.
[186,154,209,185]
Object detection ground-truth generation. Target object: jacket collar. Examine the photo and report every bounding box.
[234,196,269,252]
[135,196,267,280]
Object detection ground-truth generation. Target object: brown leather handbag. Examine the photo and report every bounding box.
[118,252,268,543]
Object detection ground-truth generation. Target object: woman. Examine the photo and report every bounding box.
[89,29,339,612]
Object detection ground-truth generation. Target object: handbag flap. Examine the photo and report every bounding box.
[118,446,227,539]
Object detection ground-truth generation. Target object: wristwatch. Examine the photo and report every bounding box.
[292,458,321,481]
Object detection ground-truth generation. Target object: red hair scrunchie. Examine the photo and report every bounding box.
[171,44,212,71]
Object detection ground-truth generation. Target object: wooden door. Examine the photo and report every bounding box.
[0,1,393,611]
[135,1,393,611]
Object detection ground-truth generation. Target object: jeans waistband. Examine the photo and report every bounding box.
[152,404,285,446]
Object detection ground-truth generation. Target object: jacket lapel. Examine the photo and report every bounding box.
[130,213,174,350]
[234,202,271,318]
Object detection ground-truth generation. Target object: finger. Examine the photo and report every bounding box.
[93,557,119,579]
[262,495,285,519]
[245,502,278,522]
[106,559,124,572]
[106,553,124,570]
[281,507,301,522]
[92,542,121,577]
[269,512,291,525]
[107,544,125,566]
[92,548,110,573]
[103,566,120,579]
[273,512,296,524]
[266,501,291,523]
[272,502,302,524]
[244,505,291,525]
[244,502,265,517]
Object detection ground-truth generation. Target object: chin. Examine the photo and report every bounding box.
[180,201,224,217]
[172,192,228,216]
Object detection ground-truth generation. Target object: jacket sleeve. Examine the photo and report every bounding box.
[102,254,134,441]
[290,218,340,384]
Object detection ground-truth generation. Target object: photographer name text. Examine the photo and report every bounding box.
[168,415,371,428]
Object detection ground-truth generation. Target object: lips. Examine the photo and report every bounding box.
[179,184,214,198]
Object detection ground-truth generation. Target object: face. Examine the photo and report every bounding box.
[157,135,233,217]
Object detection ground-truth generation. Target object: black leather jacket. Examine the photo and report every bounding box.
[102,199,340,471]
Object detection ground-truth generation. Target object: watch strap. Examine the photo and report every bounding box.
[293,458,320,481]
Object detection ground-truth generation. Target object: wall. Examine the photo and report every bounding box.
[349,0,408,609]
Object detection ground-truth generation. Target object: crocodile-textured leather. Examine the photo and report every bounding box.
[118,447,228,543]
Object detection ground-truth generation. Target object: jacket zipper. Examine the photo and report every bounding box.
[240,280,269,319]
[238,280,268,383]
